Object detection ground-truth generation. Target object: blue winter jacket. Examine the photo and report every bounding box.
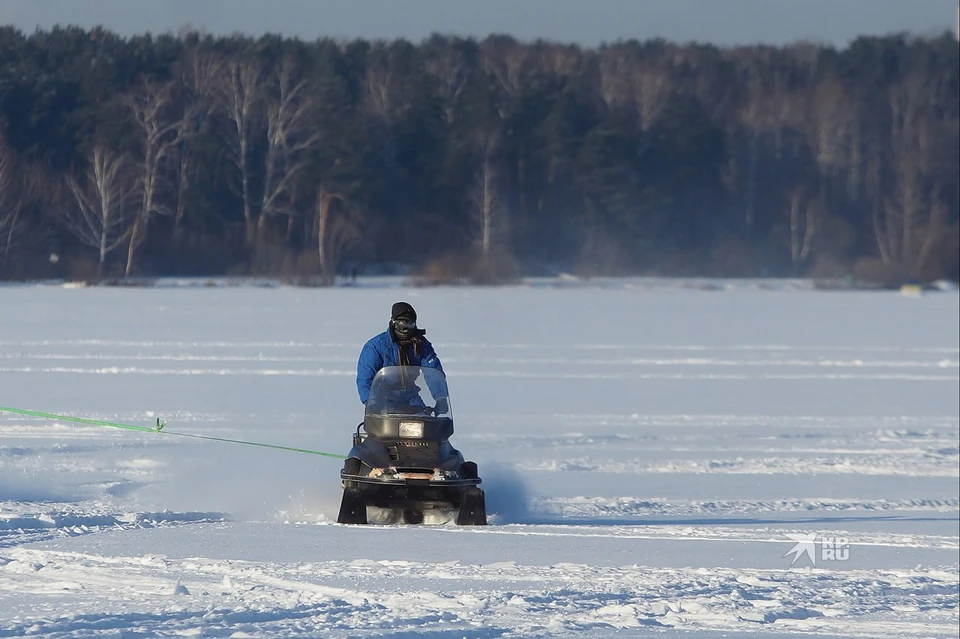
[356,330,444,404]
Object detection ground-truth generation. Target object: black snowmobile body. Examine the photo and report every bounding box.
[338,366,486,525]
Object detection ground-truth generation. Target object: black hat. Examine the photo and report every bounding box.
[391,301,417,322]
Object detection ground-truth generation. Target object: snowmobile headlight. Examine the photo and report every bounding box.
[398,421,424,438]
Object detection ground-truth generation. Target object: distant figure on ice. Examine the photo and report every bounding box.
[356,302,446,412]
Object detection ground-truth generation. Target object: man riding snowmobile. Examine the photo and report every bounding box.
[356,302,447,414]
[339,302,485,525]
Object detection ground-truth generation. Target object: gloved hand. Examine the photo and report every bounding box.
[434,397,449,416]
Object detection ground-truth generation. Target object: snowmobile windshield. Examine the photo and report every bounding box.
[365,366,451,418]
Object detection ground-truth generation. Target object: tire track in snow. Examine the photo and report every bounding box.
[529,453,960,477]
[4,352,957,369]
[2,339,957,354]
[0,507,227,549]
[409,522,960,550]
[1,365,956,381]
[0,547,955,638]
[534,496,960,518]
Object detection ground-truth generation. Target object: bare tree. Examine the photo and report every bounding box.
[786,184,823,272]
[315,185,362,285]
[914,197,951,275]
[866,152,892,264]
[632,61,673,131]
[734,57,808,239]
[172,46,221,238]
[257,56,321,241]
[424,44,473,124]
[874,75,955,272]
[364,42,417,125]
[363,42,419,173]
[806,75,852,175]
[597,46,636,112]
[0,138,49,274]
[124,78,197,276]
[0,140,23,271]
[215,55,265,245]
[480,38,532,119]
[470,134,507,262]
[62,147,135,278]
[537,43,583,80]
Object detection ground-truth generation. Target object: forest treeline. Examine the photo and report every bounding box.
[0,26,957,283]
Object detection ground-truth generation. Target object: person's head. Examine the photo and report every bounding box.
[390,301,418,339]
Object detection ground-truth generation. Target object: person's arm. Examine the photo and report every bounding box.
[420,339,444,374]
[356,341,383,404]
[419,339,448,403]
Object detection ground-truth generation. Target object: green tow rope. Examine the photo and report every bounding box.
[0,406,346,460]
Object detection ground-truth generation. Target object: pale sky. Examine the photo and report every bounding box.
[0,0,957,47]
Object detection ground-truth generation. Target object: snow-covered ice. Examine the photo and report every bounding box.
[0,280,957,637]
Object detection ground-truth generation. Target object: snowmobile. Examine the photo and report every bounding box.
[337,365,486,525]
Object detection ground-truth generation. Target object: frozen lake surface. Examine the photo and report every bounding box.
[1,280,957,637]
